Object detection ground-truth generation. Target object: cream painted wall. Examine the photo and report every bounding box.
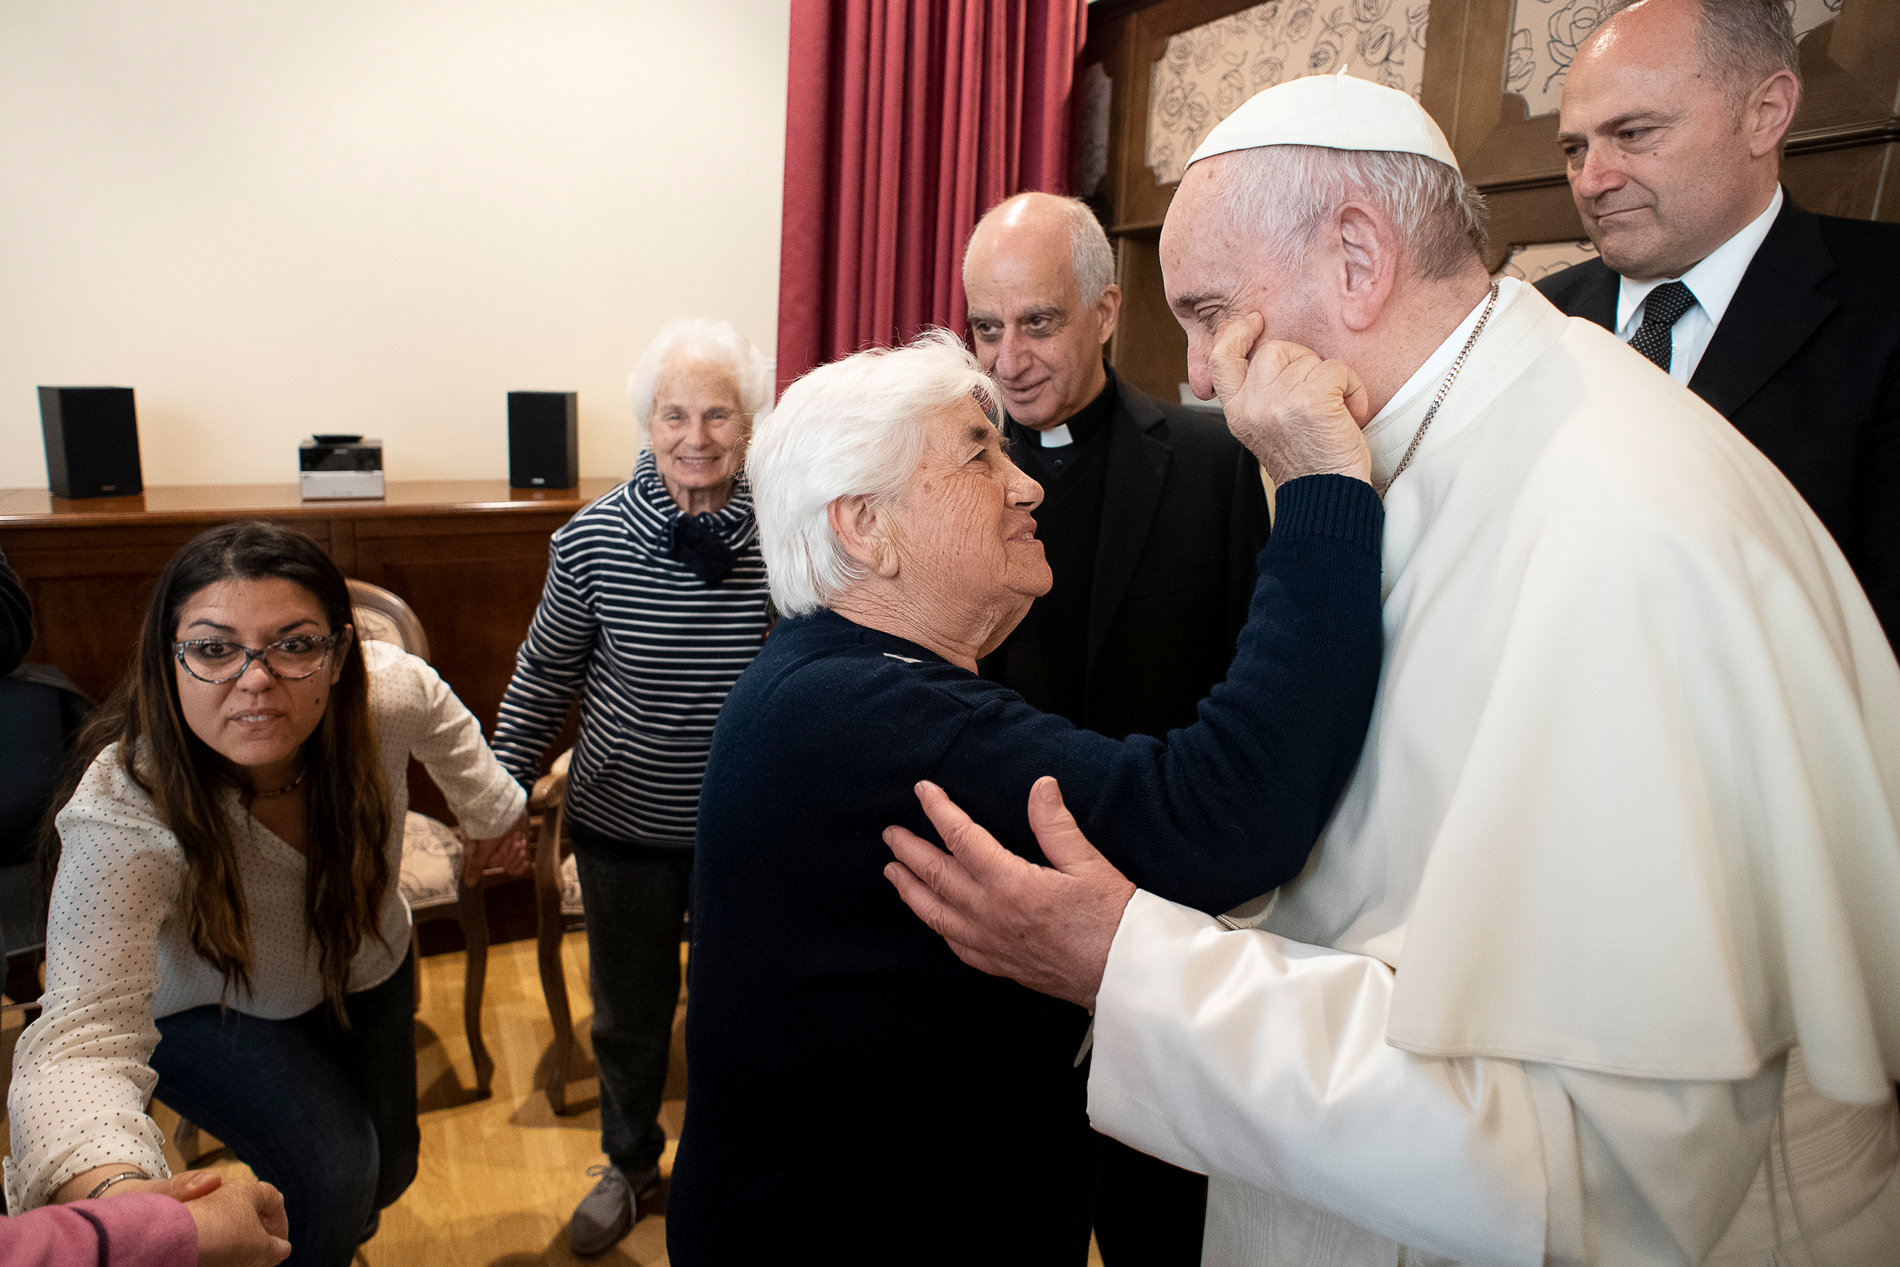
[0,1,789,489]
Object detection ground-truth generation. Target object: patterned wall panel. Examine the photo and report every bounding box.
[1145,0,1431,186]
[1505,0,1844,120]
[1075,61,1114,199]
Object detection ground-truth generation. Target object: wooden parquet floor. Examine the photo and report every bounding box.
[347,931,685,1265]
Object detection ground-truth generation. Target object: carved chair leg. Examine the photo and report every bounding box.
[456,889,494,1098]
[534,885,576,1115]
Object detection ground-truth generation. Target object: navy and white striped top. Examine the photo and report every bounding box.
[492,451,771,847]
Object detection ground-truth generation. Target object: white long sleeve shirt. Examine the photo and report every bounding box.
[4,640,525,1211]
[1088,285,1900,1264]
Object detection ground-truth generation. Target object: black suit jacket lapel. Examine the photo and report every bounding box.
[1690,200,1837,422]
[1087,384,1170,666]
[1566,261,1619,329]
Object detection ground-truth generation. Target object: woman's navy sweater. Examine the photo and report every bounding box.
[669,474,1385,1266]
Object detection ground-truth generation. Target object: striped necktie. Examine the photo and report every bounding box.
[1628,281,1696,372]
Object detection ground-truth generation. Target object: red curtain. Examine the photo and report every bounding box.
[775,0,1087,393]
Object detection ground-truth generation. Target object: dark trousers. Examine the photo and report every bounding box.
[568,823,693,1176]
[1094,1133,1209,1267]
[150,950,419,1267]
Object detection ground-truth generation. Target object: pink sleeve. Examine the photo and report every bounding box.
[0,1193,197,1267]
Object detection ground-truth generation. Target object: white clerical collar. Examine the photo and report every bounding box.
[1615,184,1782,334]
[1365,277,1526,481]
[1039,423,1074,448]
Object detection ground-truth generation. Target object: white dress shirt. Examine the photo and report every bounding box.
[1614,185,1783,383]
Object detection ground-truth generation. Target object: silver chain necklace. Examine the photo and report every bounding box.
[1376,281,1501,494]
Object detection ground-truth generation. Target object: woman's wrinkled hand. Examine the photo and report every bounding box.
[1208,313,1373,487]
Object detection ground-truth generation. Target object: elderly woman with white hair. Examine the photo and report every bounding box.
[668,331,1385,1266]
[490,317,772,1255]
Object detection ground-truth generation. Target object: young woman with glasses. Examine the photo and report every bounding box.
[5,521,529,1267]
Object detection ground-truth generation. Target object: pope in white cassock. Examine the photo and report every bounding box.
[883,72,1900,1265]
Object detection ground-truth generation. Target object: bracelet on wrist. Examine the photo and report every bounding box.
[84,1168,150,1201]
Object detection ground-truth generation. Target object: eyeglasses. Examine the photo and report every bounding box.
[173,634,337,685]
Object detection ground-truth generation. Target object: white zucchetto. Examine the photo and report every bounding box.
[1187,70,1460,172]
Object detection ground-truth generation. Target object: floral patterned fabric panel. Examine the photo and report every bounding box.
[1506,0,1844,120]
[560,851,584,917]
[1146,0,1430,186]
[398,810,466,911]
[1495,238,1599,284]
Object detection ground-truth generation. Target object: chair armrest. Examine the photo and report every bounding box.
[529,748,575,904]
[528,748,571,816]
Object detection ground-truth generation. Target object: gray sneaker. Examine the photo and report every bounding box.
[569,1163,659,1256]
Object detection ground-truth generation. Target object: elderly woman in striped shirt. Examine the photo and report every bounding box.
[490,316,773,1256]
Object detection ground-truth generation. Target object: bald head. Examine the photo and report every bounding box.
[965,193,1115,306]
[1589,0,1801,110]
[962,193,1122,429]
[1559,0,1799,279]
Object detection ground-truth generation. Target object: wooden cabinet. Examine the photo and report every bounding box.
[0,480,617,819]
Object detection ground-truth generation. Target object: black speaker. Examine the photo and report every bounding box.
[38,386,144,499]
[508,392,578,489]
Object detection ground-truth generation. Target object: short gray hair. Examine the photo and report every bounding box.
[1207,144,1488,282]
[624,317,773,443]
[1602,0,1801,111]
[748,329,1001,617]
[964,193,1117,306]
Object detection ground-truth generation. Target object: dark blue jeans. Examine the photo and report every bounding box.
[150,950,419,1267]
[568,823,692,1176]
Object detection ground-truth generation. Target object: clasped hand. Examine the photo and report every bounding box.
[459,811,531,886]
[104,1171,290,1267]
[1209,313,1373,487]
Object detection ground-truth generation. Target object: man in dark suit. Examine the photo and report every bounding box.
[962,191,1270,1264]
[1539,0,1900,642]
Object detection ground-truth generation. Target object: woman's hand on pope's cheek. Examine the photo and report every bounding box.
[1209,314,1373,486]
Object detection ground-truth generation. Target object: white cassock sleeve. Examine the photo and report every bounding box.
[1088,890,1793,1266]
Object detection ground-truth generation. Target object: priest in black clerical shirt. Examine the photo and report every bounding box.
[989,369,1118,724]
[962,193,1270,1263]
